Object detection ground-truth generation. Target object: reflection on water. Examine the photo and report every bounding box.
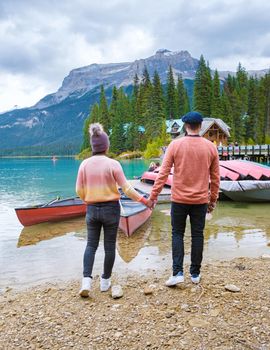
[205,201,270,240]
[117,221,152,263]
[1,201,270,291]
[16,201,270,261]
[18,218,86,247]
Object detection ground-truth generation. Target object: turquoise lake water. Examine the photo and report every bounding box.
[0,158,149,205]
[0,158,270,292]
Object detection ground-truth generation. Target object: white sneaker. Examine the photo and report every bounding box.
[79,277,92,297]
[190,274,201,284]
[165,273,184,286]
[100,277,111,292]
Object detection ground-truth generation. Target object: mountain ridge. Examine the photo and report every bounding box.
[34,49,199,110]
[0,49,268,154]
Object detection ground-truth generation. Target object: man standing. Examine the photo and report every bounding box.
[147,111,220,285]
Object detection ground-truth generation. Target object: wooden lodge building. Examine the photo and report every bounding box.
[166,117,231,145]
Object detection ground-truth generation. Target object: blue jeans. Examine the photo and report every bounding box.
[171,202,208,276]
[83,201,120,279]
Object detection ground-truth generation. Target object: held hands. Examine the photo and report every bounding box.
[146,198,157,210]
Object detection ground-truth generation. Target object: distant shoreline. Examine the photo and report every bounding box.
[0,155,76,159]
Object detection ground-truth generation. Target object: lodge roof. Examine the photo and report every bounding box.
[165,119,184,133]
[166,117,231,137]
[200,118,231,137]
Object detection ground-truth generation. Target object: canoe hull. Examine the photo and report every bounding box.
[221,189,270,202]
[15,204,86,227]
[119,207,152,236]
[219,180,270,202]
[15,197,151,236]
[141,170,172,186]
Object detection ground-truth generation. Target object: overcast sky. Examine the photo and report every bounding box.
[0,0,270,112]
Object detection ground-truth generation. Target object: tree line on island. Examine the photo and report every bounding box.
[80,55,270,158]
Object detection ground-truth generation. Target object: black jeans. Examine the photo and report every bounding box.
[171,202,208,276]
[83,201,120,279]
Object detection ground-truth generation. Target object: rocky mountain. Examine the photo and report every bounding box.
[34,49,199,110]
[0,86,103,154]
[0,49,267,155]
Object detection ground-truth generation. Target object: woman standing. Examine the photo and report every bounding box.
[76,123,148,297]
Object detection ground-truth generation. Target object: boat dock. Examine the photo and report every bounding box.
[218,144,270,162]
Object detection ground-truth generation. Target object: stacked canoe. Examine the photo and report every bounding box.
[141,160,270,202]
[219,160,270,181]
[219,160,270,202]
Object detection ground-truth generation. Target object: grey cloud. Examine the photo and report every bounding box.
[0,0,269,93]
[145,1,270,67]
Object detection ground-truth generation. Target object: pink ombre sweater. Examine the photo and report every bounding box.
[150,136,220,204]
[76,155,144,204]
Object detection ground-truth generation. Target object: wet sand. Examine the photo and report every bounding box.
[1,256,270,350]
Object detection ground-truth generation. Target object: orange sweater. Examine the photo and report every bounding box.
[150,136,220,204]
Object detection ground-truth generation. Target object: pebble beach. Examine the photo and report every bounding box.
[1,256,270,350]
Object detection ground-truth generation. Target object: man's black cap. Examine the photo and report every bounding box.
[182,111,203,123]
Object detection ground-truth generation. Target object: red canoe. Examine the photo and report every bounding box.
[15,196,152,237]
[220,160,270,180]
[119,200,152,236]
[219,165,240,181]
[15,198,86,227]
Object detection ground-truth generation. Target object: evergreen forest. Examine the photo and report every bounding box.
[81,55,270,156]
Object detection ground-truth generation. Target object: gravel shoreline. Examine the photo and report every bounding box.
[1,256,270,350]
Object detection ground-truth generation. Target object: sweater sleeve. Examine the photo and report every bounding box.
[76,162,85,201]
[209,148,220,203]
[113,162,146,203]
[150,142,174,201]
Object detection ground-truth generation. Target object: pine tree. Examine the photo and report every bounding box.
[176,75,186,117]
[263,73,270,138]
[220,91,234,140]
[99,85,110,133]
[139,67,152,120]
[228,63,248,143]
[110,87,126,153]
[256,73,270,143]
[221,66,248,143]
[90,103,100,123]
[236,63,249,117]
[80,103,99,151]
[138,67,152,148]
[226,74,235,93]
[145,71,165,141]
[211,70,222,118]
[131,73,140,121]
[245,77,258,142]
[184,89,191,114]
[110,86,118,117]
[231,90,245,143]
[113,87,130,153]
[126,74,141,150]
[193,55,212,116]
[166,65,177,119]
